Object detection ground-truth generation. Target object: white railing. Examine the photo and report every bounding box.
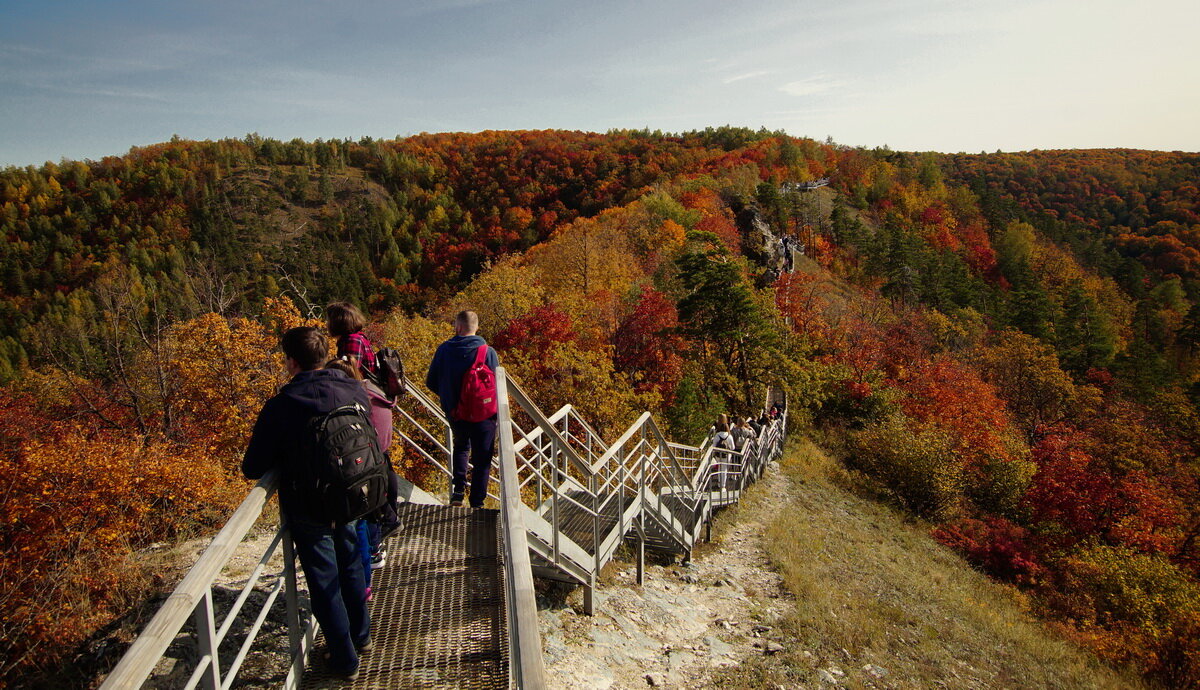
[495,368,547,689]
[99,473,314,690]
[103,366,786,688]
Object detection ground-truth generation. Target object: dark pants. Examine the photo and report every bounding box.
[450,417,497,507]
[290,520,370,674]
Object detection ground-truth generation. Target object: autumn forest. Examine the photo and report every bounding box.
[2,129,1200,686]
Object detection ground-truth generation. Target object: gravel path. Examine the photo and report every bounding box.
[540,461,796,689]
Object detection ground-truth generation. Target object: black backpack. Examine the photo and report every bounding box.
[294,402,389,523]
[367,347,407,401]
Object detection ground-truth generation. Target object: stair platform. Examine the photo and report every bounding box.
[301,503,508,689]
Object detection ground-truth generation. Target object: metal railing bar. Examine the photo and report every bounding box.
[101,474,279,689]
[183,654,215,690]
[214,530,285,644]
[495,368,547,689]
[393,410,450,456]
[221,575,286,689]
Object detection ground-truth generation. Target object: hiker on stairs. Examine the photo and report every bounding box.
[425,310,501,508]
[243,327,374,681]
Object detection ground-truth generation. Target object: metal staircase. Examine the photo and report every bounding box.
[100,368,786,688]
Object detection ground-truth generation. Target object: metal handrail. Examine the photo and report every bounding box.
[107,359,787,688]
[495,368,547,689]
[100,472,308,690]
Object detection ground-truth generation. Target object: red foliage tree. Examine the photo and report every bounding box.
[1023,426,1119,544]
[612,287,685,404]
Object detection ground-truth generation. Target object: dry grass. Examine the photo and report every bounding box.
[720,438,1142,689]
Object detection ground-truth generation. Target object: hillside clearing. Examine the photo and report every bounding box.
[718,439,1141,689]
[540,439,1141,689]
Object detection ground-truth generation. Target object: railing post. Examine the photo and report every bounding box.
[590,472,600,587]
[282,524,303,686]
[584,577,595,616]
[637,450,645,586]
[551,434,560,565]
[193,589,221,690]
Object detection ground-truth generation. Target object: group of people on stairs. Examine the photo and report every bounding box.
[711,405,783,489]
[241,303,499,680]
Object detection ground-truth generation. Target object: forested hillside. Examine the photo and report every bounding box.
[2,131,1199,687]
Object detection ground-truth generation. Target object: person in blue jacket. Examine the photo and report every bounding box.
[242,327,372,680]
[425,310,500,507]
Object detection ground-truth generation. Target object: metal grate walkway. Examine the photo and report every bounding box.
[301,504,509,689]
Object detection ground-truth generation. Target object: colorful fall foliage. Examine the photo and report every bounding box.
[2,131,1200,686]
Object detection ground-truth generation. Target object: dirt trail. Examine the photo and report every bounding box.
[540,461,796,689]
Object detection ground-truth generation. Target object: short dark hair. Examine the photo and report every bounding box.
[326,301,366,337]
[455,310,479,331]
[281,327,327,371]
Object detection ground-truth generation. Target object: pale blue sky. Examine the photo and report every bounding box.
[1,0,1198,166]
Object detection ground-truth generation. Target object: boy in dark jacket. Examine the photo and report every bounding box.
[425,310,500,507]
[243,327,371,680]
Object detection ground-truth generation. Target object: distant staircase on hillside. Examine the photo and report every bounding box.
[781,177,830,192]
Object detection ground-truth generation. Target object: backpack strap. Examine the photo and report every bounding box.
[473,345,488,367]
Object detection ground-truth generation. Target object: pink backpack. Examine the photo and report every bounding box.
[454,345,497,422]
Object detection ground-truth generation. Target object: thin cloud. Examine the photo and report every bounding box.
[4,79,175,103]
[723,70,773,84]
[779,75,846,97]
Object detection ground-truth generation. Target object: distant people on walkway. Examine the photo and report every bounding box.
[426,310,500,508]
[733,416,756,449]
[243,327,371,680]
[713,421,737,490]
[327,301,378,382]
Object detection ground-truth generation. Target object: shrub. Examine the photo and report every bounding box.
[1057,544,1200,685]
[970,438,1036,520]
[0,427,242,683]
[821,374,897,429]
[933,517,1044,585]
[850,413,962,519]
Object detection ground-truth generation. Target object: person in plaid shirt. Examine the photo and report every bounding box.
[326,301,378,381]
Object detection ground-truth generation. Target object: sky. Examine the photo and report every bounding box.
[1,0,1198,167]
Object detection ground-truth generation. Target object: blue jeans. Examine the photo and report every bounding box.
[290,520,370,674]
[355,519,373,590]
[450,417,496,507]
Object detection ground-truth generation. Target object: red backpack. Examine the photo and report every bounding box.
[454,345,497,422]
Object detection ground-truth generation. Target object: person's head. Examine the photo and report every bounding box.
[715,422,729,433]
[326,301,366,337]
[717,413,729,427]
[454,310,480,337]
[281,327,327,373]
[325,357,362,380]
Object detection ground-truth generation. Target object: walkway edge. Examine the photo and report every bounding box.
[496,367,548,689]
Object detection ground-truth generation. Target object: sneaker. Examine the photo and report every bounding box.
[449,499,464,507]
[370,552,387,569]
[356,637,374,654]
